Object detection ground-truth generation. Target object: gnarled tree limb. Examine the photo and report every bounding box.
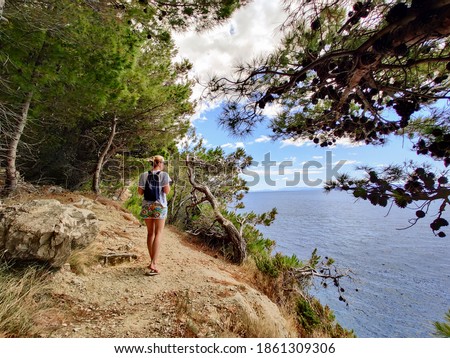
[186,155,246,264]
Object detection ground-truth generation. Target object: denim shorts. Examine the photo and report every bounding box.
[140,202,168,220]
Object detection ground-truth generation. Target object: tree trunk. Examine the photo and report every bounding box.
[92,116,117,194]
[2,91,33,196]
[186,155,247,264]
[0,0,5,20]
[2,36,48,196]
[335,2,450,112]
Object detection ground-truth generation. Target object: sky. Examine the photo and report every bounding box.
[173,0,445,192]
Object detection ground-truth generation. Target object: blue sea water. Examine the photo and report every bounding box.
[241,190,450,337]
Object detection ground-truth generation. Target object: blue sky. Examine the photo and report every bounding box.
[174,0,445,192]
[193,107,441,191]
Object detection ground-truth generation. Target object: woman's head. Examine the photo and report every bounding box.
[151,155,165,169]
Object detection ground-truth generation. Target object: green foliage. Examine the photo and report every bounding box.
[254,252,303,278]
[254,255,279,278]
[224,208,305,277]
[308,248,321,268]
[1,0,193,189]
[296,297,354,337]
[434,309,450,337]
[172,142,252,217]
[124,184,144,223]
[148,0,250,31]
[296,298,321,332]
[246,236,276,260]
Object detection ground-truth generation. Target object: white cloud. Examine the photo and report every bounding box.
[312,155,323,159]
[261,102,283,118]
[335,138,365,147]
[338,159,359,166]
[255,135,271,143]
[192,114,208,123]
[173,0,287,119]
[280,137,366,148]
[221,142,245,149]
[280,138,313,148]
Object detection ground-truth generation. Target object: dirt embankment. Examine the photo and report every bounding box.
[18,191,297,338]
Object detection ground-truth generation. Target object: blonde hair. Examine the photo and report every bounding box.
[151,155,164,167]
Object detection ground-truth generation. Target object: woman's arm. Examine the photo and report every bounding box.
[138,173,145,196]
[162,172,171,194]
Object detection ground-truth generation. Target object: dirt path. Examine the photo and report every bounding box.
[42,195,295,338]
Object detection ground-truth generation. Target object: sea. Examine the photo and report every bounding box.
[241,189,450,338]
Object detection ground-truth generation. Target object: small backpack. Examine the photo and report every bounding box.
[144,171,161,202]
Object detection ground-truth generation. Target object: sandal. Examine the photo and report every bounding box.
[145,268,159,276]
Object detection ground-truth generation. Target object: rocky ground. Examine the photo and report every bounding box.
[22,191,297,338]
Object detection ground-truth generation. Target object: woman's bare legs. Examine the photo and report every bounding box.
[144,218,166,272]
[145,219,155,267]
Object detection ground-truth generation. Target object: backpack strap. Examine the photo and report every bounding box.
[147,171,160,178]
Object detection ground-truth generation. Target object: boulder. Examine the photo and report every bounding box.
[0,199,98,268]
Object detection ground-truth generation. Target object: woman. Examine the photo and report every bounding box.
[138,155,170,276]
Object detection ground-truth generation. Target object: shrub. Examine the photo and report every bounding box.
[0,262,50,337]
[295,296,354,337]
[434,309,450,337]
[124,184,143,222]
[296,298,321,333]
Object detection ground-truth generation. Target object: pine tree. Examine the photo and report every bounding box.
[209,0,450,236]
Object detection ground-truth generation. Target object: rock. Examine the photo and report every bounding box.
[99,252,138,266]
[47,186,65,194]
[0,199,99,268]
[72,198,95,210]
[62,263,71,271]
[224,289,293,337]
[112,187,132,202]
